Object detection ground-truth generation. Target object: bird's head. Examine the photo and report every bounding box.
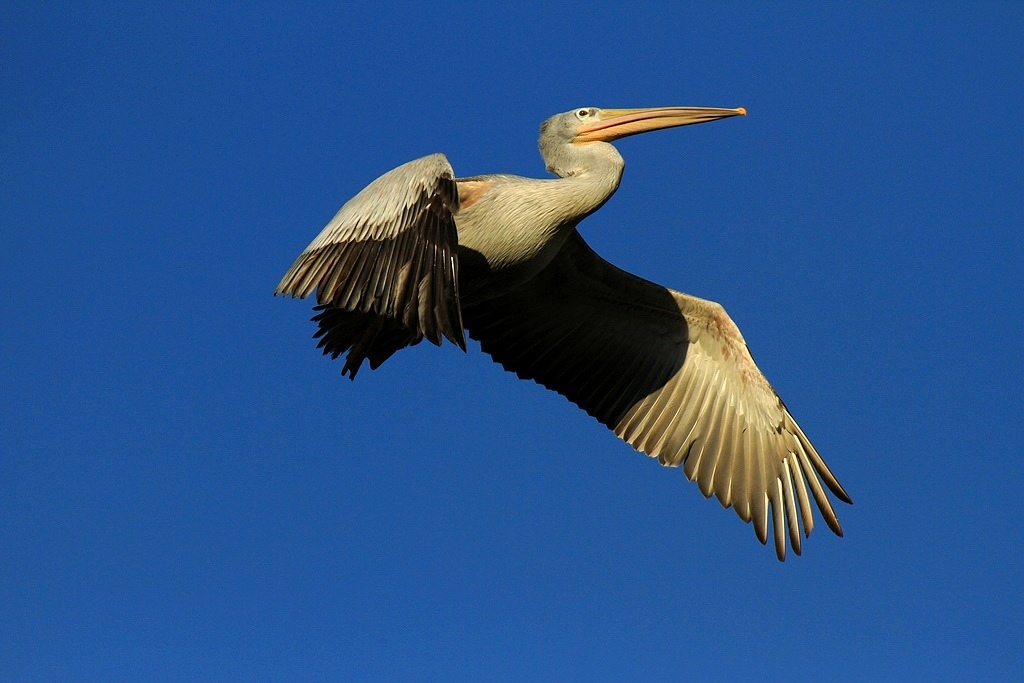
[540,105,745,177]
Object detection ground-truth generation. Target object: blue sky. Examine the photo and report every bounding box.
[2,3,1022,680]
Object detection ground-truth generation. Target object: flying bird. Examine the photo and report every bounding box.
[276,106,851,560]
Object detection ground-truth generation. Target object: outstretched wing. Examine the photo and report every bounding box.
[275,154,465,378]
[463,230,851,560]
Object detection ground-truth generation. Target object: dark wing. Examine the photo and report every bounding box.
[463,230,851,560]
[275,154,465,378]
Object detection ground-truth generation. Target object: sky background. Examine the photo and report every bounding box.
[2,2,1022,680]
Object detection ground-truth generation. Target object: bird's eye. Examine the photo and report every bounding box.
[576,108,591,120]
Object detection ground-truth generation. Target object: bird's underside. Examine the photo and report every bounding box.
[277,109,851,560]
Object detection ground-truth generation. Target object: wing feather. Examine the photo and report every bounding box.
[276,154,466,378]
[780,455,802,554]
[464,230,851,560]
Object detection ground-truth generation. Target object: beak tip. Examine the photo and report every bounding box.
[737,107,747,116]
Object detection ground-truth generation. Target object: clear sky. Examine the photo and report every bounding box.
[2,3,1022,680]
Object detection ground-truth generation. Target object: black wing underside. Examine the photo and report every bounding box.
[463,230,851,560]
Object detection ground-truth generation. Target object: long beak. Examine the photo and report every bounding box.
[574,106,746,143]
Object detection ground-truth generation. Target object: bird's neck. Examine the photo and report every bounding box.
[547,142,625,221]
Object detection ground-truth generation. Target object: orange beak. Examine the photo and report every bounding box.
[574,106,746,143]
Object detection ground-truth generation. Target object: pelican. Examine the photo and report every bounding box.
[276,106,851,560]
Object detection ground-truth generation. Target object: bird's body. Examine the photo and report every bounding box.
[456,172,619,303]
[276,106,851,560]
